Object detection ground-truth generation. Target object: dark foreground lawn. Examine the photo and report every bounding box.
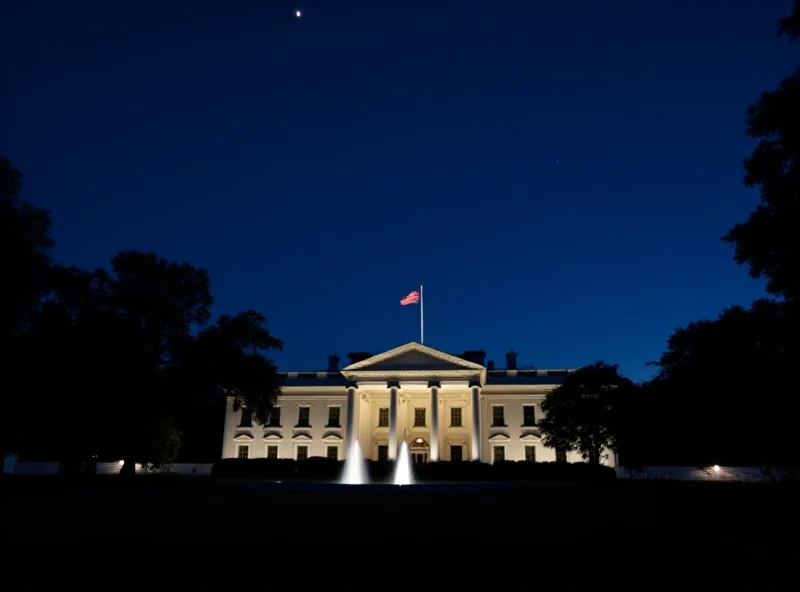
[3,476,798,556]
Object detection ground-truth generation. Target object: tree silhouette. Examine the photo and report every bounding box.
[0,157,53,345]
[1,157,55,453]
[171,310,284,425]
[647,299,796,467]
[18,251,283,470]
[539,361,635,465]
[723,2,800,303]
[778,0,800,40]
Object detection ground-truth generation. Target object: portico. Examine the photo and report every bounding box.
[340,343,485,462]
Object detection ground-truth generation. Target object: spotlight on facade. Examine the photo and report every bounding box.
[119,460,125,466]
[712,464,720,473]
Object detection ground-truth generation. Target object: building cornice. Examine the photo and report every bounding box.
[342,341,485,372]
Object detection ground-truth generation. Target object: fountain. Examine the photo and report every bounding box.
[392,441,414,486]
[341,440,367,485]
[243,437,508,493]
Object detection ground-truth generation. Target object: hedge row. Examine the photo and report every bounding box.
[212,457,616,482]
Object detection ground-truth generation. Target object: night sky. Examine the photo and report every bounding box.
[3,1,795,380]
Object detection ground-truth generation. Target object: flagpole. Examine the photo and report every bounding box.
[420,283,424,344]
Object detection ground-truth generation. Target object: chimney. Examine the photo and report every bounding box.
[327,354,340,373]
[505,350,518,370]
[487,360,495,371]
[459,350,486,366]
[347,351,372,365]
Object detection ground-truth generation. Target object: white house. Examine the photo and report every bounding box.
[221,342,615,466]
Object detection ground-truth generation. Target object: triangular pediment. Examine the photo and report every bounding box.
[342,342,484,374]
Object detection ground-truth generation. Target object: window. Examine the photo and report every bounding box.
[378,445,389,461]
[491,406,506,427]
[266,407,281,427]
[296,406,311,428]
[296,445,309,461]
[378,408,389,427]
[523,405,536,426]
[556,448,568,463]
[327,406,341,428]
[326,445,339,460]
[414,407,426,427]
[239,407,253,427]
[450,407,462,427]
[266,445,278,459]
[237,445,249,459]
[525,445,536,462]
[493,445,505,463]
[450,445,463,462]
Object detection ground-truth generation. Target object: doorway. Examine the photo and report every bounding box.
[409,437,430,464]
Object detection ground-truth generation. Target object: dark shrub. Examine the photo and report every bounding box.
[212,458,616,481]
[489,461,616,482]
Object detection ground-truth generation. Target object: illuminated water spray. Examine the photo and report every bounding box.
[393,441,414,486]
[341,440,367,485]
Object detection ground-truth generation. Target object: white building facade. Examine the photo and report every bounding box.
[221,342,615,466]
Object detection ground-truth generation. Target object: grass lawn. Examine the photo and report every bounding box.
[3,475,798,556]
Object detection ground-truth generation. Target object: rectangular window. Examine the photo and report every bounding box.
[296,406,311,428]
[266,445,278,459]
[523,405,536,426]
[493,445,505,463]
[414,407,426,427]
[378,408,389,427]
[525,445,536,462]
[450,407,462,427]
[556,449,568,463]
[491,406,505,427]
[450,445,463,462]
[378,445,389,461]
[296,445,309,461]
[237,445,249,459]
[266,407,281,427]
[239,407,253,428]
[326,445,339,460]
[327,406,341,428]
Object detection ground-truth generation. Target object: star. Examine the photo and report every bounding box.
[296,10,302,18]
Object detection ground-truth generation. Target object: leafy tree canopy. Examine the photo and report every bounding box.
[539,361,635,465]
[647,299,797,466]
[17,251,283,467]
[723,2,800,303]
[0,156,53,343]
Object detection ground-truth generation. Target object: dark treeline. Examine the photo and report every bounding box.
[2,3,798,472]
[1,157,283,470]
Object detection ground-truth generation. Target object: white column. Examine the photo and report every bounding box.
[470,385,481,461]
[430,384,439,461]
[345,386,357,456]
[388,384,398,460]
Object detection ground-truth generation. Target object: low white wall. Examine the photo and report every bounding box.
[14,461,63,475]
[9,461,211,476]
[617,466,778,482]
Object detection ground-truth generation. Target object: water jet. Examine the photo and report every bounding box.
[393,441,413,486]
[341,440,367,485]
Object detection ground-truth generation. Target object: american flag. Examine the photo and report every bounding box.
[400,290,420,306]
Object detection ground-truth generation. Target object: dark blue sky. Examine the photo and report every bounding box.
[3,1,795,379]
